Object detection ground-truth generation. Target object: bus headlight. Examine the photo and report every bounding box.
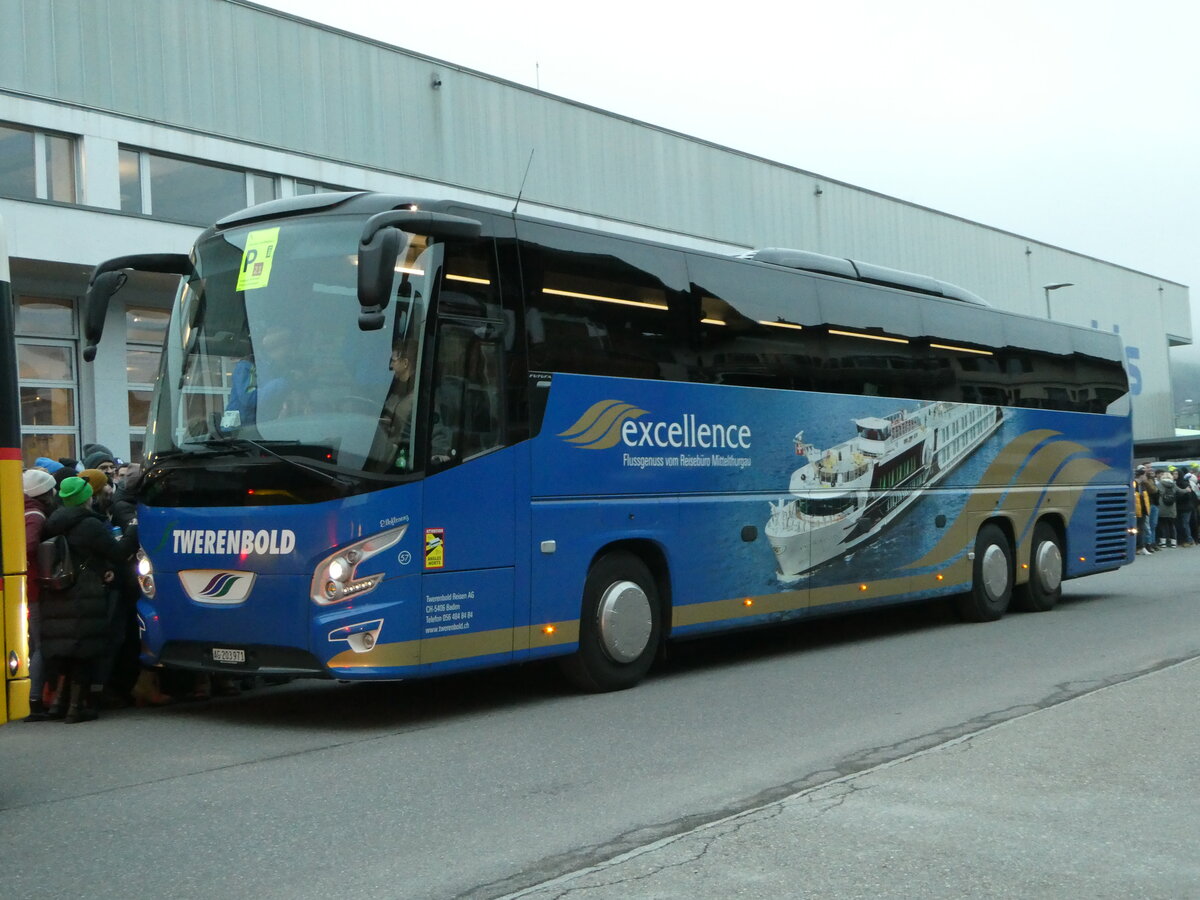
[328,557,349,582]
[137,549,156,598]
[311,524,407,606]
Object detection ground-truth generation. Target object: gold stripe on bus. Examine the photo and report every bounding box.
[672,590,806,628]
[327,638,420,669]
[1014,438,1094,486]
[1001,444,1110,539]
[326,620,580,670]
[674,554,977,631]
[808,555,975,610]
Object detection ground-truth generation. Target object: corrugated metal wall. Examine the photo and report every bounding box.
[0,0,1188,438]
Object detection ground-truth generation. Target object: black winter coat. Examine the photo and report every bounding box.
[109,485,139,530]
[40,505,138,661]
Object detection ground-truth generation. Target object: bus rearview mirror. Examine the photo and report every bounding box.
[82,271,128,362]
[82,253,192,361]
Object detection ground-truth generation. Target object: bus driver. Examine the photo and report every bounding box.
[224,326,308,427]
[377,338,451,468]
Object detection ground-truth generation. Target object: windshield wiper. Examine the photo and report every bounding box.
[200,436,354,489]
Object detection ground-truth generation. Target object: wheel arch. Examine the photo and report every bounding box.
[1031,512,1067,554]
[978,514,1016,554]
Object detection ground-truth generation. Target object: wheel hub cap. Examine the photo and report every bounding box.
[597,580,652,663]
[981,544,1009,599]
[1035,540,1063,592]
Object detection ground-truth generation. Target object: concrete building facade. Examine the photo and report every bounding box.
[0,0,1188,463]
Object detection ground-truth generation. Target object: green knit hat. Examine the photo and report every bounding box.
[59,476,94,507]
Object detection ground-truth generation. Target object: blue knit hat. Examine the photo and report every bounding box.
[34,456,64,473]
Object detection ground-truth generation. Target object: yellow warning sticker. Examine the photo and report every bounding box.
[235,227,280,291]
[424,528,445,569]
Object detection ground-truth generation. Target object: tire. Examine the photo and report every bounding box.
[1013,522,1063,612]
[954,523,1013,622]
[560,551,662,692]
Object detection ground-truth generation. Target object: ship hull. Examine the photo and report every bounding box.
[767,403,1002,579]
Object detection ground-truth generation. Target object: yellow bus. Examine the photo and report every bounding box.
[0,213,32,722]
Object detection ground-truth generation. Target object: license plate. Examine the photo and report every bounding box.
[211,648,246,664]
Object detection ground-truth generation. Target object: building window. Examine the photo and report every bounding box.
[0,122,78,203]
[249,172,278,205]
[292,179,353,196]
[119,148,247,224]
[119,149,286,221]
[147,153,244,223]
[119,147,144,213]
[16,297,79,466]
[126,306,169,463]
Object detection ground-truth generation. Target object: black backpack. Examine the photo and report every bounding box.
[36,534,77,591]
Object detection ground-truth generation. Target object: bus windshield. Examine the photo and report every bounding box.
[147,216,440,476]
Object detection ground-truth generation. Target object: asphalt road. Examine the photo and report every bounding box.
[2,549,1196,899]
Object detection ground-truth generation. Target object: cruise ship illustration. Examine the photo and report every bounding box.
[765,402,1004,579]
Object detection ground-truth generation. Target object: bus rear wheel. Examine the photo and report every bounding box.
[1013,522,1062,612]
[560,551,661,692]
[955,523,1012,622]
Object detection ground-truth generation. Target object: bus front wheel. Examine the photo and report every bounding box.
[955,523,1012,622]
[1013,522,1062,612]
[560,551,661,692]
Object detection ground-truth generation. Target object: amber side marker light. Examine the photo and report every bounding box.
[542,625,557,636]
[859,584,868,592]
[743,598,754,607]
[935,573,944,582]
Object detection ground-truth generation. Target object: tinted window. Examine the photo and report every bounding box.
[431,240,510,467]
[520,222,690,381]
[507,224,1128,414]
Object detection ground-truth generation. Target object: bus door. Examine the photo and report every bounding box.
[417,249,516,675]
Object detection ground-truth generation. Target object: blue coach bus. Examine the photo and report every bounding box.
[83,193,1133,691]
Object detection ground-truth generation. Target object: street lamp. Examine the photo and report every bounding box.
[1043,282,1074,318]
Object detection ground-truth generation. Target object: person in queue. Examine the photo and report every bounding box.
[39,476,138,724]
[1180,465,1200,542]
[1173,465,1196,547]
[1143,466,1160,552]
[109,463,141,530]
[1156,469,1178,548]
[1133,468,1151,557]
[78,468,114,520]
[82,446,118,478]
[22,468,58,720]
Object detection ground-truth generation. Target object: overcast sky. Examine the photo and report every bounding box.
[255,0,1198,349]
